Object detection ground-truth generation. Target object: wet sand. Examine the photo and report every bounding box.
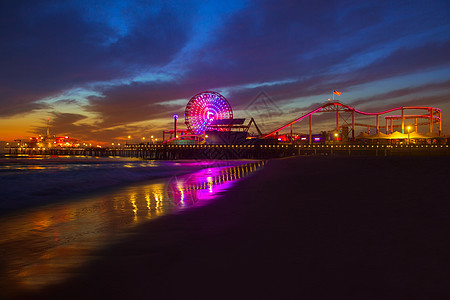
[0,162,262,298]
[22,156,450,299]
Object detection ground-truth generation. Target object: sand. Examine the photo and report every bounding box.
[21,156,450,299]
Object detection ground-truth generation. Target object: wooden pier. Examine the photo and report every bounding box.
[7,143,450,159]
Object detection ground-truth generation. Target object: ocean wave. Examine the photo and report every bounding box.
[0,156,250,214]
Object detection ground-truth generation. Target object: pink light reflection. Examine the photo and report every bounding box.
[166,161,264,209]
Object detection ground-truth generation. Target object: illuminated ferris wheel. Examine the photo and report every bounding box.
[185,91,233,134]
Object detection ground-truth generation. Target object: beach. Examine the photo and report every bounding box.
[11,155,450,299]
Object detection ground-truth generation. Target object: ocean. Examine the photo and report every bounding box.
[0,155,264,296]
[0,155,256,213]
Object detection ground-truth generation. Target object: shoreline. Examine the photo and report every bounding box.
[15,156,450,299]
[0,157,258,217]
[0,160,264,298]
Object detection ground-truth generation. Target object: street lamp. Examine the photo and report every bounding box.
[334,132,338,143]
[127,135,131,145]
[173,114,178,139]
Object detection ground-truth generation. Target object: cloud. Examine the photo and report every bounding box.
[0,1,190,117]
[349,80,450,107]
[150,1,449,115]
[225,40,450,111]
[84,82,189,128]
[0,101,51,117]
[347,41,450,85]
[31,111,89,136]
[50,112,87,126]
[357,93,450,114]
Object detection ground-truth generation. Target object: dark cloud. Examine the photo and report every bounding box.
[85,82,188,127]
[225,39,450,111]
[180,2,384,88]
[153,0,448,119]
[50,112,87,126]
[345,41,450,86]
[109,6,188,66]
[349,80,450,107]
[31,110,157,142]
[0,1,189,117]
[31,111,89,136]
[357,93,450,114]
[52,99,80,106]
[0,101,51,117]
[83,34,450,136]
[32,111,86,133]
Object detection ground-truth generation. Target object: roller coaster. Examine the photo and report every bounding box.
[264,101,442,141]
[163,91,442,144]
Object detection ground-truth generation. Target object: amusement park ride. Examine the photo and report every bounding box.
[7,90,447,158]
[163,91,262,144]
[162,91,443,145]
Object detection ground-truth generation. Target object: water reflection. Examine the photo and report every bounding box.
[168,161,264,208]
[0,161,264,296]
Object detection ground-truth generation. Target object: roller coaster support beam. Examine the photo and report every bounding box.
[352,110,355,139]
[401,107,405,134]
[430,109,433,133]
[309,115,312,145]
[336,106,339,133]
[248,118,262,136]
[439,111,442,136]
[290,124,293,144]
[376,115,379,133]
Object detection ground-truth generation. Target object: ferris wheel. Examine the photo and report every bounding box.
[185,91,233,134]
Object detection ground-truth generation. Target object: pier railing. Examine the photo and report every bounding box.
[6,144,450,159]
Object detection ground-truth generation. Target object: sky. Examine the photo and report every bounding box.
[1,0,449,144]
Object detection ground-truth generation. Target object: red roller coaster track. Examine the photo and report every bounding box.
[263,101,442,138]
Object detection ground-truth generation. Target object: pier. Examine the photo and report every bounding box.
[5,98,448,159]
[7,143,450,159]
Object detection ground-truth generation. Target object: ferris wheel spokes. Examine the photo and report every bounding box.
[185,91,233,135]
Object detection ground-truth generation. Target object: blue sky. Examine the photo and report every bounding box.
[1,0,449,142]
